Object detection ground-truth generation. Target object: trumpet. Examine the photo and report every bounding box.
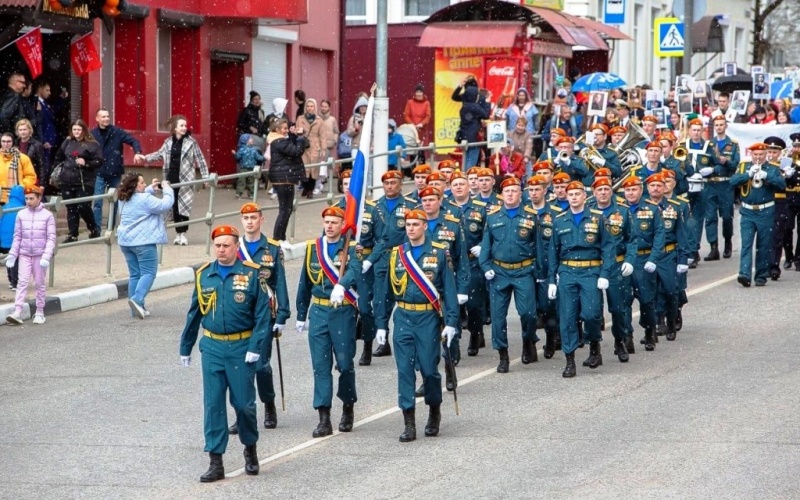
[751,163,763,188]
[557,150,572,164]
[579,146,606,168]
[673,145,688,162]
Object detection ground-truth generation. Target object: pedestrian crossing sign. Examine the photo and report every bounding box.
[654,17,685,57]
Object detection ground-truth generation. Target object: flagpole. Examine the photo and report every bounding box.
[0,26,41,53]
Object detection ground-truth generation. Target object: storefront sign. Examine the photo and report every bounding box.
[529,40,573,59]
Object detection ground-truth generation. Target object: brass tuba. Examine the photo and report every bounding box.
[673,145,688,162]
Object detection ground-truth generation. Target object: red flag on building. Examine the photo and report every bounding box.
[70,33,102,76]
[16,27,42,80]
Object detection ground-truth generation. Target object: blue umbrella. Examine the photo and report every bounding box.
[571,72,627,93]
[770,79,793,100]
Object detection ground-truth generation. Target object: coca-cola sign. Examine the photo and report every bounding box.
[488,66,516,77]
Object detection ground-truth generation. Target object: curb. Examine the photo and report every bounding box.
[2,241,310,325]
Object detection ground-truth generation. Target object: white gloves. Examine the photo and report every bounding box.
[748,165,758,177]
[688,173,703,181]
[245,352,260,363]
[597,277,609,290]
[376,329,387,345]
[330,284,345,306]
[5,258,15,268]
[441,326,457,347]
[644,261,657,273]
[596,157,606,166]
[40,259,49,269]
[457,294,468,305]
[687,258,695,265]
[620,262,634,277]
[296,320,305,333]
[470,245,481,258]
[547,284,558,300]
[782,166,794,177]
[484,270,495,280]
[755,170,768,181]
[699,167,714,177]
[272,323,285,338]
[677,264,689,274]
[361,260,372,274]
[180,356,191,367]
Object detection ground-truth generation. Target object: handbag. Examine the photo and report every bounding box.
[49,162,64,190]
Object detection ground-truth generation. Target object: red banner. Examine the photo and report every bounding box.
[16,28,42,80]
[70,34,102,77]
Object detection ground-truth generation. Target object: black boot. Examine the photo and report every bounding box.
[521,339,535,364]
[585,341,603,369]
[704,242,720,261]
[655,317,667,336]
[737,275,751,287]
[339,403,354,432]
[359,341,373,366]
[688,258,698,269]
[665,319,677,341]
[614,339,629,362]
[467,331,480,356]
[399,408,416,442]
[675,308,683,332]
[723,238,732,258]
[770,267,781,281]
[479,332,486,347]
[625,335,635,354]
[228,421,238,435]
[312,407,333,438]
[373,340,391,357]
[543,328,556,359]
[562,352,576,378]
[445,359,457,392]
[497,348,510,373]
[243,445,259,476]
[425,404,441,437]
[264,402,277,429]
[199,453,225,483]
[644,328,656,351]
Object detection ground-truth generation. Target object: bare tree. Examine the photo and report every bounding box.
[752,0,786,65]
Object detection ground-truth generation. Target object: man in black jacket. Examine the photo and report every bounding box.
[0,72,35,134]
[90,108,142,228]
[452,77,490,169]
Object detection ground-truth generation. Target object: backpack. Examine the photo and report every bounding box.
[336,131,353,159]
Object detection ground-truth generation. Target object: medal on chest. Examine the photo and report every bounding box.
[232,274,250,291]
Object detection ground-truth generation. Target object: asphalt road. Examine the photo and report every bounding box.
[2,250,800,499]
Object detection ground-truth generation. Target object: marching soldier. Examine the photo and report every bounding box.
[552,136,588,180]
[783,133,800,270]
[634,115,659,149]
[368,170,417,358]
[547,181,615,377]
[479,177,542,373]
[730,143,786,287]
[406,164,432,203]
[437,159,457,182]
[766,136,791,280]
[681,118,718,263]
[551,172,571,210]
[609,125,627,150]
[179,225,272,482]
[228,203,290,435]
[636,141,665,180]
[375,209,459,442]
[539,127,566,162]
[426,171,450,200]
[475,167,502,206]
[660,131,693,196]
[466,166,481,197]
[705,115,739,260]
[661,169,694,331]
[296,207,361,437]
[581,123,622,182]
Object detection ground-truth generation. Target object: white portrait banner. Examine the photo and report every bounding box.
[725,123,800,159]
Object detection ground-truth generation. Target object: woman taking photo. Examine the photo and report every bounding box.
[116,173,174,319]
[54,119,103,243]
[268,118,307,241]
[134,114,209,246]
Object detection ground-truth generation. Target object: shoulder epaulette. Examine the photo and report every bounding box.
[432,241,447,249]
[645,199,660,207]
[472,199,487,206]
[365,199,377,206]
[444,213,460,223]
[242,261,260,269]
[617,201,629,207]
[677,195,689,202]
[524,206,537,214]
[549,204,563,212]
[404,196,418,203]
[195,262,211,274]
[349,240,357,247]
[668,198,681,206]
[268,238,281,246]
[730,138,738,144]
[487,206,501,215]
[306,239,317,247]
[556,210,569,217]
[589,209,603,215]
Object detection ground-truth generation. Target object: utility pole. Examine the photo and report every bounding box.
[682,0,693,75]
[372,0,389,198]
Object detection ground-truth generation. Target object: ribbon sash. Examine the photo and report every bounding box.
[316,237,358,306]
[397,244,442,315]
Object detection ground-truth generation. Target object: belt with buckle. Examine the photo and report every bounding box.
[708,176,730,182]
[741,201,775,211]
[615,255,625,263]
[493,258,534,269]
[312,296,353,307]
[204,330,252,341]
[560,259,602,268]
[637,248,652,255]
[776,193,787,199]
[360,248,372,255]
[396,301,435,312]
[664,243,676,253]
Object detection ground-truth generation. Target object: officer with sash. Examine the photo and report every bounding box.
[367,170,418,358]
[406,164,432,204]
[296,207,361,437]
[479,177,542,373]
[375,209,459,442]
[730,143,786,287]
[179,225,272,482]
[704,114,739,260]
[227,203,289,435]
[547,181,615,377]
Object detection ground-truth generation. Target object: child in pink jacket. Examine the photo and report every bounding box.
[6,186,56,325]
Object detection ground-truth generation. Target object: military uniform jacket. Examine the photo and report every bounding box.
[548,206,616,284]
[424,212,470,295]
[711,135,740,178]
[180,259,272,357]
[682,139,719,172]
[375,239,459,330]
[627,199,666,263]
[730,162,787,204]
[473,192,502,211]
[668,194,696,254]
[633,163,665,182]
[556,155,589,181]
[370,195,417,264]
[783,166,800,202]
[238,235,291,325]
[579,146,622,184]
[656,197,690,265]
[479,204,543,274]
[444,198,487,264]
[336,197,377,249]
[593,199,638,265]
[538,146,558,163]
[296,238,361,322]
[531,202,562,280]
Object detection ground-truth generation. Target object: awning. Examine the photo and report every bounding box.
[527,7,608,50]
[419,21,524,48]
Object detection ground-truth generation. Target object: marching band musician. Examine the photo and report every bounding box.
[609,125,627,150]
[705,115,740,261]
[636,141,666,181]
[579,123,623,184]
[539,127,567,162]
[552,136,587,180]
[681,118,718,264]
[660,131,693,196]
[764,136,793,280]
[634,115,659,149]
[781,134,800,271]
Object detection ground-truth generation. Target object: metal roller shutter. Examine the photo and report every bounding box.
[251,40,287,106]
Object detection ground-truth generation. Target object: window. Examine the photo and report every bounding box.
[405,0,449,17]
[346,0,366,25]
[157,28,171,132]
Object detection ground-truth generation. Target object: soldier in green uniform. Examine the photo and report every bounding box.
[680,118,719,263]
[660,131,693,196]
[525,174,563,358]
[579,123,623,182]
[375,209,459,442]
[634,141,666,182]
[705,115,740,259]
[179,225,272,482]
[479,177,542,373]
[552,136,589,180]
[661,169,694,331]
[475,168,502,205]
[336,170,378,365]
[551,172,572,211]
[227,203,290,436]
[547,181,616,377]
[445,170,488,356]
[730,143,786,286]
[296,207,362,437]
[406,164,432,204]
[425,171,450,202]
[367,170,418,358]
[538,127,566,162]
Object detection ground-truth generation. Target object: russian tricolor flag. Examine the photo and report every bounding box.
[344,94,374,243]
